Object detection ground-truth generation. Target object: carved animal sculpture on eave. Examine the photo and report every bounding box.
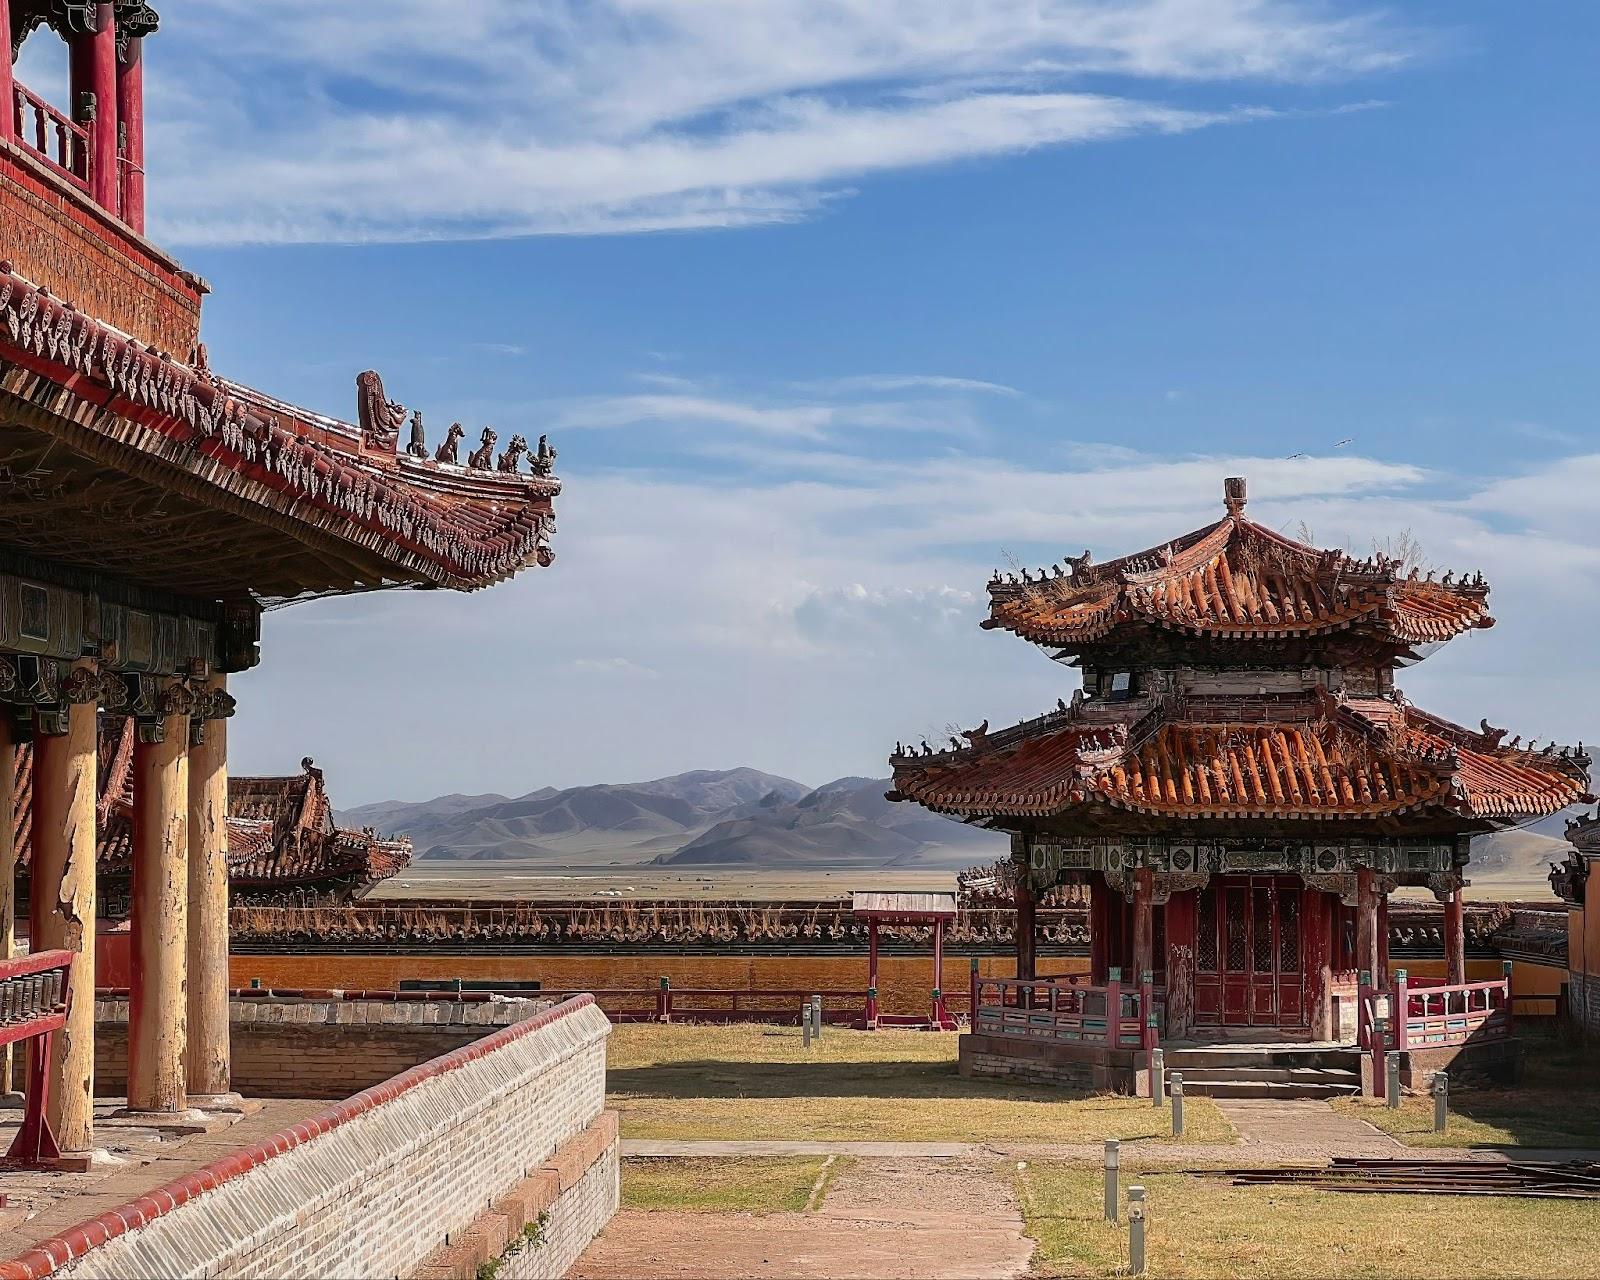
[356,370,407,453]
[467,428,498,471]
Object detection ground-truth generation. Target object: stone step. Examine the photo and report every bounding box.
[1162,1047,1360,1072]
[1168,1076,1362,1100]
[1165,1066,1359,1084]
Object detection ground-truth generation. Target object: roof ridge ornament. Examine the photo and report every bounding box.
[1223,475,1248,516]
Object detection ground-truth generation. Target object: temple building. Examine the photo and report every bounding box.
[1552,808,1600,1035]
[889,478,1591,1048]
[0,0,557,1159]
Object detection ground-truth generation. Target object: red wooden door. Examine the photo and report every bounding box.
[1192,876,1306,1029]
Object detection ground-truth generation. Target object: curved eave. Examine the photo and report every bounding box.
[0,266,558,595]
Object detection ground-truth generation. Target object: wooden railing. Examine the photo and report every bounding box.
[972,973,1150,1049]
[1394,969,1513,1050]
[2,948,75,1165]
[549,983,880,1025]
[11,83,92,193]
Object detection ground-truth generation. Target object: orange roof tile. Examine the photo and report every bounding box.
[890,693,1588,824]
[985,500,1491,648]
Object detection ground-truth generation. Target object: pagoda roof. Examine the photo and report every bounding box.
[0,263,558,600]
[10,728,410,898]
[888,689,1591,825]
[984,480,1491,650]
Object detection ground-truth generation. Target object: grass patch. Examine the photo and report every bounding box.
[621,1156,844,1213]
[607,1023,1233,1144]
[1330,1037,1600,1149]
[1016,1163,1600,1279]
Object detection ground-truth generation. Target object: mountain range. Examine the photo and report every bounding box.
[335,768,1006,868]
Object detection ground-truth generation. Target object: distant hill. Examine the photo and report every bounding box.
[1468,806,1587,894]
[337,768,813,863]
[656,776,1006,868]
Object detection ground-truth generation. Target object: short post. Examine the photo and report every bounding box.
[1394,968,1409,1052]
[1170,1073,1184,1137]
[1107,967,1123,1046]
[1127,1184,1147,1276]
[1385,1050,1401,1108]
[1140,970,1155,1051]
[658,975,671,1023]
[1369,1014,1388,1097]
[1433,1072,1448,1133]
[1503,960,1516,1035]
[969,956,980,1027]
[802,1003,812,1048]
[1103,1139,1120,1223]
[1149,1047,1165,1106]
[812,993,823,1040]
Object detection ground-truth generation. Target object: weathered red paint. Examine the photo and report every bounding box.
[1162,890,1197,1041]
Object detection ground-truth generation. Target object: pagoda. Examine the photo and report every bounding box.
[0,2,558,1159]
[889,477,1590,1043]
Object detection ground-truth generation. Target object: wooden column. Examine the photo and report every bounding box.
[1163,889,1198,1042]
[0,0,15,147]
[1444,889,1466,986]
[29,672,98,1151]
[1303,890,1334,1041]
[1014,867,1036,981]
[70,3,119,213]
[186,679,231,1102]
[1131,868,1154,982]
[1377,892,1391,988]
[1089,875,1110,985]
[128,685,190,1114]
[116,34,145,230]
[1355,867,1378,985]
[0,710,15,1096]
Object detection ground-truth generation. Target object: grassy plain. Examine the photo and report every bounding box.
[1017,1164,1600,1279]
[607,1022,1232,1144]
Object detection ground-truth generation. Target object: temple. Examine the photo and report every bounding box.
[889,477,1591,1058]
[0,0,557,1161]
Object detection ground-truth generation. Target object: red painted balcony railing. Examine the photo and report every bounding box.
[1394,970,1513,1050]
[973,974,1150,1049]
[0,948,73,1049]
[11,82,92,194]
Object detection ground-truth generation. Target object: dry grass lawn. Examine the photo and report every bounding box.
[607,1023,1233,1144]
[1017,1163,1600,1279]
[621,1156,845,1213]
[1331,1037,1599,1149]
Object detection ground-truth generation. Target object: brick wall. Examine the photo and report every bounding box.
[958,1032,1138,1094]
[93,994,550,1099]
[3,998,616,1280]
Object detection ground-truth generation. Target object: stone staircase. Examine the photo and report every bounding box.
[1162,1044,1362,1099]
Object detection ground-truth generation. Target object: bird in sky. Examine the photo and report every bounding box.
[1334,437,1354,447]
[1287,452,1307,460]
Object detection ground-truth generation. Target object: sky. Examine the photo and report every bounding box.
[19,1,1599,806]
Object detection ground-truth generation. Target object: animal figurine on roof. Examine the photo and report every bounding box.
[435,422,466,465]
[467,428,498,471]
[497,434,529,473]
[405,411,428,458]
[355,370,407,453]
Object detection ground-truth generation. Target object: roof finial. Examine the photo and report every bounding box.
[1224,475,1248,516]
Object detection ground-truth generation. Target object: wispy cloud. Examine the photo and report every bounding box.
[129,0,1422,245]
[799,374,1021,397]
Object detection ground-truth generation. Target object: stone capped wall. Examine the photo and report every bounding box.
[1571,970,1600,1035]
[93,993,550,1099]
[2,997,615,1280]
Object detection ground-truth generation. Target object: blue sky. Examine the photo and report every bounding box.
[21,2,1597,803]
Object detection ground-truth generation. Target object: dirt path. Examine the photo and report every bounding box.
[570,1157,1034,1280]
[1214,1098,1400,1159]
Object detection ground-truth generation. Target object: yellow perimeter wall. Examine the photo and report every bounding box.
[1571,876,1600,980]
[229,952,1562,1017]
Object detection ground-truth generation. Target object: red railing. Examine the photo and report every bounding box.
[972,974,1150,1049]
[11,83,92,193]
[1394,970,1513,1050]
[1,948,74,1166]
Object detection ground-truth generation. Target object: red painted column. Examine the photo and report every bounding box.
[1163,889,1197,1042]
[931,919,946,1027]
[70,3,118,212]
[1355,867,1378,985]
[117,33,145,229]
[1303,891,1333,1041]
[1377,892,1391,988]
[1014,869,1036,982]
[0,0,15,147]
[865,920,879,1027]
[1132,869,1154,981]
[1089,875,1110,985]
[1444,890,1465,986]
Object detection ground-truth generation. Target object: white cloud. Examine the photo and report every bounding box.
[120,0,1422,244]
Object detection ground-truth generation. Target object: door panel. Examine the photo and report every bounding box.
[1192,874,1308,1029]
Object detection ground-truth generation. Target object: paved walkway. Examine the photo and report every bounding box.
[573,1156,1033,1280]
[624,1139,970,1158]
[1215,1097,1400,1159]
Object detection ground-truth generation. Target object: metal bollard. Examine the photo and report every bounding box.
[1171,1073,1184,1137]
[1433,1072,1448,1133]
[1386,1051,1401,1109]
[801,1003,812,1048]
[1149,1048,1165,1107]
[812,994,823,1041]
[1104,1139,1120,1222]
[1127,1185,1147,1276]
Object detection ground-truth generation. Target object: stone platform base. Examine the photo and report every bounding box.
[959,1032,1142,1094]
[1359,1036,1526,1095]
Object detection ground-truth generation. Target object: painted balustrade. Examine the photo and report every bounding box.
[1392,968,1512,1050]
[973,973,1149,1048]
[11,82,92,192]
